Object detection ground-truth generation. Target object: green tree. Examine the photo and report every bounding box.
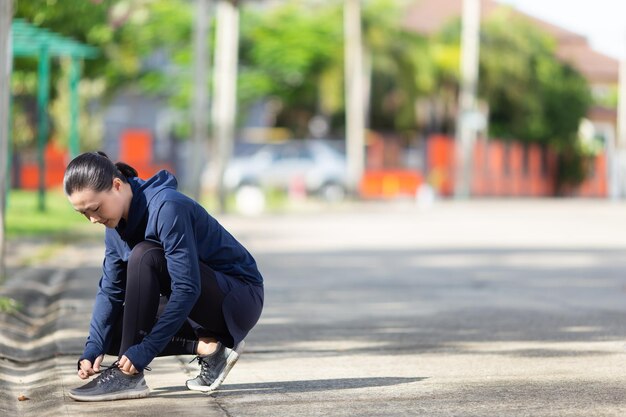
[438,9,592,191]
[478,11,591,146]
[14,0,194,149]
[239,0,432,138]
[239,2,344,137]
[13,0,112,151]
[481,11,591,191]
[362,0,430,134]
[16,0,192,89]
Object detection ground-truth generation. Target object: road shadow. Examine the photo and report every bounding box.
[5,246,626,366]
[150,376,426,398]
[244,247,626,359]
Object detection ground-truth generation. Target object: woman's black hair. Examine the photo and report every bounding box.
[63,151,138,196]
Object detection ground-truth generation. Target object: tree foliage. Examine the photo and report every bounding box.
[13,0,594,190]
[362,0,430,133]
[14,0,193,149]
[16,0,193,90]
[477,11,591,148]
[438,10,592,190]
[239,2,344,137]
[479,11,592,190]
[239,0,431,137]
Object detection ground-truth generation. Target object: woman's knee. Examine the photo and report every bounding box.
[127,241,170,290]
[128,241,164,270]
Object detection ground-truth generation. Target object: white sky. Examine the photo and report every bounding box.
[500,0,626,60]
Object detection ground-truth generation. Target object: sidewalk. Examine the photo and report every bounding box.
[1,238,225,417]
[2,199,626,416]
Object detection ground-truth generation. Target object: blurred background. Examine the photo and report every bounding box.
[1,0,625,229]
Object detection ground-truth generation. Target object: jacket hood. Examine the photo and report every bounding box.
[116,170,178,242]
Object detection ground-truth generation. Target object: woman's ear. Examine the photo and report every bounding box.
[112,177,123,191]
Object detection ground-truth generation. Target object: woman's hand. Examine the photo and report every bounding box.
[77,354,103,379]
[118,355,138,375]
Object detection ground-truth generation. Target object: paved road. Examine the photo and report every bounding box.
[2,199,626,416]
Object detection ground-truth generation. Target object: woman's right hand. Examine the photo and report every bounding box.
[77,354,104,379]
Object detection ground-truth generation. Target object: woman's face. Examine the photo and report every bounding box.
[68,178,129,228]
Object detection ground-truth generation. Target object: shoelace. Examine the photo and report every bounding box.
[96,361,151,375]
[95,362,122,385]
[189,356,213,378]
[189,356,208,367]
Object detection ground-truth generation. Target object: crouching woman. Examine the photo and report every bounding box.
[64,151,264,401]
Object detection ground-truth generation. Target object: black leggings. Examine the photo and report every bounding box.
[105,241,234,358]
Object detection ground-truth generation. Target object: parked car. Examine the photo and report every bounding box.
[221,139,348,201]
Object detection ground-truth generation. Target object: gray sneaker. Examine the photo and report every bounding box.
[68,363,150,402]
[186,340,245,392]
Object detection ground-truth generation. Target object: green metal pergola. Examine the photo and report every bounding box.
[11,18,98,210]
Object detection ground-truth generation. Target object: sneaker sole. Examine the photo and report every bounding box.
[68,386,150,402]
[187,340,245,393]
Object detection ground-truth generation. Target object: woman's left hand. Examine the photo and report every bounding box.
[118,355,138,375]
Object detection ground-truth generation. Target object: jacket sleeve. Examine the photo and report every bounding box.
[123,200,201,370]
[80,230,127,364]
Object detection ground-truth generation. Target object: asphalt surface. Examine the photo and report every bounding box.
[2,199,626,416]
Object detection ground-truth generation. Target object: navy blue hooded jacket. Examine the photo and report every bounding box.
[80,170,263,371]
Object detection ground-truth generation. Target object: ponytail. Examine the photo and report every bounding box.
[115,162,138,179]
[64,151,138,196]
[92,151,139,179]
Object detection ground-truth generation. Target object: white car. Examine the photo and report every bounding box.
[223,140,348,201]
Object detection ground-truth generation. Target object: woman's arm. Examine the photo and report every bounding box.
[79,229,127,365]
[122,200,201,371]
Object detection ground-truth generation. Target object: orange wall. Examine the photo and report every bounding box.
[20,141,68,190]
[360,170,423,199]
[18,129,173,190]
[425,135,607,198]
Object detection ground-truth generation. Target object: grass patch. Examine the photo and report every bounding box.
[17,242,67,267]
[6,187,291,238]
[6,189,98,239]
[0,296,20,314]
